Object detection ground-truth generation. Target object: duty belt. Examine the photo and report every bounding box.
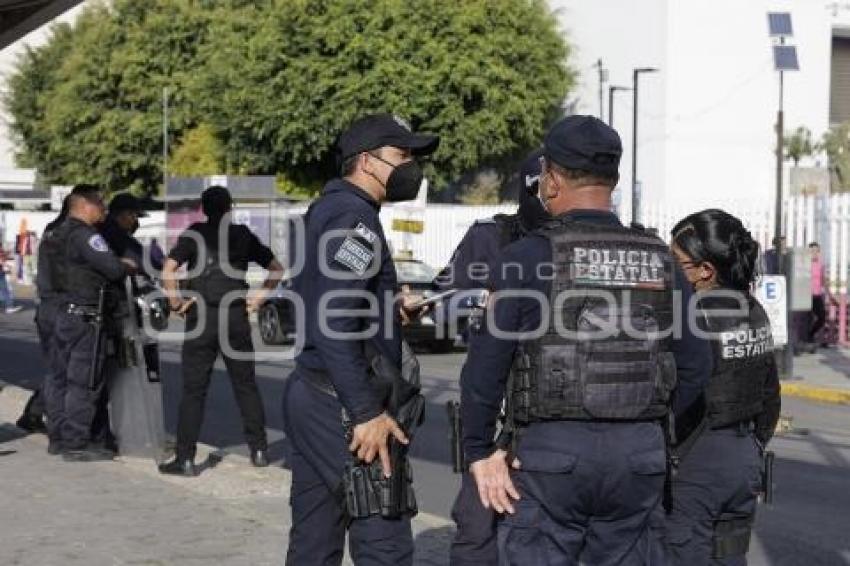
[298,365,337,398]
[67,304,99,317]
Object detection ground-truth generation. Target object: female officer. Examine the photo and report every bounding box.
[666,209,781,565]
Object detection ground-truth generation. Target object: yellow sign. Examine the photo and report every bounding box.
[391,219,424,234]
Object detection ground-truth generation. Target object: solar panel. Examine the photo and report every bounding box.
[768,12,793,37]
[773,45,799,71]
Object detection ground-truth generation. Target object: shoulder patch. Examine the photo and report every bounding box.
[354,222,377,244]
[334,236,375,276]
[88,234,110,253]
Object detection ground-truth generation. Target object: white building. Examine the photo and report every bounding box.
[551,0,850,222]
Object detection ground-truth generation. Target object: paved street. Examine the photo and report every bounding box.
[2,301,850,564]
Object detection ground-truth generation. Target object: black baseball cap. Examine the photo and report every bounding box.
[336,113,440,160]
[108,193,148,217]
[544,115,622,179]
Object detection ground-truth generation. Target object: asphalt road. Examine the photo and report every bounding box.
[1,302,849,565]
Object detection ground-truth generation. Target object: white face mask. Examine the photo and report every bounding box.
[537,172,556,214]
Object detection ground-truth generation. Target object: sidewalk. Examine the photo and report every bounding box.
[0,384,453,566]
[782,346,850,404]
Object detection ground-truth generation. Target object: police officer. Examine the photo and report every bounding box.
[16,195,71,438]
[101,193,149,271]
[440,150,548,565]
[50,185,136,461]
[282,113,438,565]
[665,209,781,564]
[460,115,713,564]
[89,192,152,451]
[159,186,283,476]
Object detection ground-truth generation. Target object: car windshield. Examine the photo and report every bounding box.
[395,260,436,283]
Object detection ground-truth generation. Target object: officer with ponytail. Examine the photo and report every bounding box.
[666,209,781,564]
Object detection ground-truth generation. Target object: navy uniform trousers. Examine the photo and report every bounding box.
[21,298,63,426]
[48,310,105,449]
[664,428,762,565]
[282,372,413,566]
[450,471,498,565]
[499,421,668,566]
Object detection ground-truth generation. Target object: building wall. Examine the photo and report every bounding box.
[550,0,848,218]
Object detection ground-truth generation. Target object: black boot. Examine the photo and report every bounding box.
[159,457,198,477]
[16,414,47,434]
[250,449,269,468]
[47,439,63,456]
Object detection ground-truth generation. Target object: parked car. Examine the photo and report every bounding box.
[258,258,465,353]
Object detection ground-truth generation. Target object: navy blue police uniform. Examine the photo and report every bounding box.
[443,150,548,566]
[460,116,713,565]
[282,114,439,566]
[166,205,273,466]
[51,217,130,457]
[665,292,781,565]
[18,213,69,440]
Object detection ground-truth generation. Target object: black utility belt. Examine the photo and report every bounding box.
[298,366,337,398]
[66,304,99,317]
[712,420,755,435]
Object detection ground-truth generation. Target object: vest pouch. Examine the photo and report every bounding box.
[656,351,677,402]
[577,303,660,419]
[537,343,579,420]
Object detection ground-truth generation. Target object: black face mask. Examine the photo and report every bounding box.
[372,156,424,202]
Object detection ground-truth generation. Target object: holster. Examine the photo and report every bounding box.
[343,448,417,520]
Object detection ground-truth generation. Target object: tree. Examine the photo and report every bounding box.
[784,126,814,166]
[4,0,573,197]
[820,122,850,192]
[169,123,225,176]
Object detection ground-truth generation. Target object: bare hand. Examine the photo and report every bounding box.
[246,289,267,314]
[349,413,409,477]
[469,449,521,514]
[399,284,429,326]
[169,296,195,317]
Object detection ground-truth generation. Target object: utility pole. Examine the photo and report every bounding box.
[162,86,169,198]
[594,59,608,120]
[608,85,630,127]
[631,67,658,225]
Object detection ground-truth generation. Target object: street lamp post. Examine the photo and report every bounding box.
[631,67,658,225]
[608,85,630,127]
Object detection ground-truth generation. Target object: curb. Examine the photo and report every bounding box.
[781,382,850,405]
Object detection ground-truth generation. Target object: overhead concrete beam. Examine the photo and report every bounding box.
[0,0,82,50]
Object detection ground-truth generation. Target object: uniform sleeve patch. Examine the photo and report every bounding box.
[333,236,374,276]
[354,222,377,244]
[88,234,110,253]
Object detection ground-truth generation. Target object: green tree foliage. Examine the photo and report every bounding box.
[784,126,814,166]
[169,123,225,176]
[4,0,572,197]
[820,122,850,192]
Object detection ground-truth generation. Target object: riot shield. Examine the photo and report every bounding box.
[108,276,167,463]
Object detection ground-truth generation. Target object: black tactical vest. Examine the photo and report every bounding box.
[38,224,69,297]
[510,219,677,423]
[492,214,525,248]
[700,293,774,428]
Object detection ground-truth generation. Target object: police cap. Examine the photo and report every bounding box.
[544,115,622,178]
[336,113,440,160]
[108,192,148,217]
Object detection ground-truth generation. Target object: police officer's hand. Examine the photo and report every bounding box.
[120,257,139,275]
[349,412,409,478]
[246,290,267,314]
[469,449,521,514]
[169,296,195,317]
[399,285,429,326]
